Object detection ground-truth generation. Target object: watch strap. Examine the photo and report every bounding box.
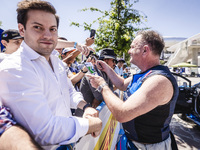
[81,69,88,73]
[83,103,91,112]
[97,82,108,93]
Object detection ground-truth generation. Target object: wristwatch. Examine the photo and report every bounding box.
[83,103,91,112]
[81,69,88,73]
[96,82,108,93]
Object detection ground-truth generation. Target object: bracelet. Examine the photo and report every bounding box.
[74,42,77,48]
[81,69,88,73]
[83,103,91,112]
[96,82,108,93]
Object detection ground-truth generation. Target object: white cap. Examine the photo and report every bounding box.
[62,47,75,54]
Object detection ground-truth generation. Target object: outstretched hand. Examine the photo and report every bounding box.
[77,44,95,56]
[86,74,105,89]
[85,37,95,46]
[95,60,111,73]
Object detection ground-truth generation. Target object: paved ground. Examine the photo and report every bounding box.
[171,76,200,150]
[170,114,200,150]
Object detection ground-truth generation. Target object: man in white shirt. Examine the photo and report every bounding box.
[114,58,125,97]
[0,0,102,149]
[114,58,125,76]
[0,29,23,63]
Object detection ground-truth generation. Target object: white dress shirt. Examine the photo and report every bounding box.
[0,41,89,150]
[114,65,123,76]
[0,53,9,63]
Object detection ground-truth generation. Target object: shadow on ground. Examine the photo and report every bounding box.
[170,114,200,150]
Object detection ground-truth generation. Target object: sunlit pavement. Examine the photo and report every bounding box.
[170,114,200,150]
[171,76,200,150]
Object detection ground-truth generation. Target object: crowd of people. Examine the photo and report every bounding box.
[0,0,179,150]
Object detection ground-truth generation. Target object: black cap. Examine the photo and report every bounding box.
[117,58,125,63]
[99,48,117,60]
[1,29,23,41]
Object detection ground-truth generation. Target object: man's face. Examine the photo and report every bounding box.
[117,61,124,68]
[86,55,97,66]
[18,10,58,60]
[88,56,97,66]
[128,35,144,65]
[90,57,96,66]
[2,38,23,54]
[104,58,116,69]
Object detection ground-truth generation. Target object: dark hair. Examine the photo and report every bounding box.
[16,0,59,29]
[3,39,9,43]
[90,53,99,60]
[58,37,68,41]
[137,30,165,56]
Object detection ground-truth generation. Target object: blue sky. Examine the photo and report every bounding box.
[0,0,199,44]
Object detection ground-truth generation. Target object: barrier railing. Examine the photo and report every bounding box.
[74,101,120,150]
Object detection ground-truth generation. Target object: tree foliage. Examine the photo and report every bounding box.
[71,0,148,62]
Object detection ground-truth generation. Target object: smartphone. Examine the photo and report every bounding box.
[90,29,96,39]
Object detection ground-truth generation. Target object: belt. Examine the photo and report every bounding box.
[128,138,155,145]
[131,140,150,145]
[129,135,170,145]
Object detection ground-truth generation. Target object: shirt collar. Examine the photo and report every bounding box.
[51,50,59,56]
[21,41,55,61]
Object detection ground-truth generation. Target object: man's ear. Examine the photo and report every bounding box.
[18,23,25,37]
[142,45,150,56]
[1,40,8,47]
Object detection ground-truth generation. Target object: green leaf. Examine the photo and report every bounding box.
[70,0,149,62]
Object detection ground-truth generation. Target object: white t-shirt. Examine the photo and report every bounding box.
[114,65,123,76]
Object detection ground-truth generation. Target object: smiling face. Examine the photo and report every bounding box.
[18,10,58,60]
[117,61,124,68]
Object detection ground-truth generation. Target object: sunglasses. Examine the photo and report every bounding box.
[105,58,117,63]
